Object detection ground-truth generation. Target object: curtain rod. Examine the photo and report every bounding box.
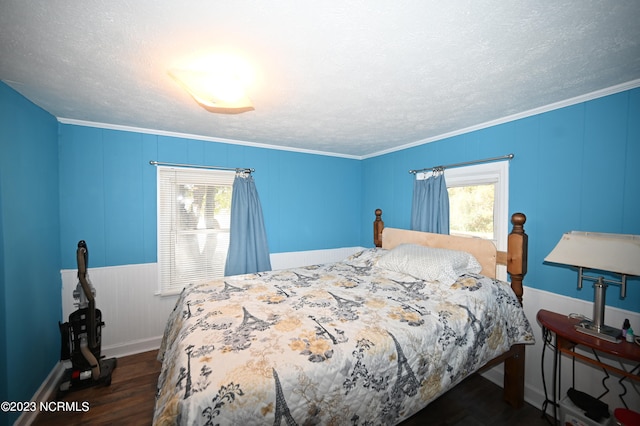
[149,160,254,174]
[408,153,514,174]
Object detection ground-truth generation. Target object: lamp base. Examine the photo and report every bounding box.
[575,320,621,343]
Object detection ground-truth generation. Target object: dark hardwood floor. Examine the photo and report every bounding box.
[33,350,551,425]
[32,350,161,425]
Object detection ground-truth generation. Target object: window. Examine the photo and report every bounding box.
[448,184,495,240]
[157,167,234,295]
[417,160,509,279]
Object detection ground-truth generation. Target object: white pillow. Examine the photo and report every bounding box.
[377,244,482,284]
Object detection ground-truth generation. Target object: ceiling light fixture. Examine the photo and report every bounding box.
[169,53,255,114]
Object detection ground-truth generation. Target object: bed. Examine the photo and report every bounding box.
[153,209,534,425]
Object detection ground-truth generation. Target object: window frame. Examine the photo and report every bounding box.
[156,166,235,296]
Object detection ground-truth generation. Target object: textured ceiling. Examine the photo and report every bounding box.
[1,1,639,157]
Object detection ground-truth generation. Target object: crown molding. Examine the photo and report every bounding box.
[55,118,362,160]
[58,79,640,161]
[362,79,640,159]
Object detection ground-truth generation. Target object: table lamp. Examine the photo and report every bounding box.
[544,231,640,343]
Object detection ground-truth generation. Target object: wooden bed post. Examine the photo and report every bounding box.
[504,212,527,408]
[504,344,526,409]
[507,213,527,307]
[374,208,384,248]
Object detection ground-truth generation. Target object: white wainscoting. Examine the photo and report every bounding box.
[59,250,640,414]
[270,246,364,271]
[60,263,176,358]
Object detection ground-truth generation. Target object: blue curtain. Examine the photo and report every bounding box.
[224,173,272,276]
[410,172,450,234]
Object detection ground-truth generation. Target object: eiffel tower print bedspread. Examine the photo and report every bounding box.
[153,248,534,425]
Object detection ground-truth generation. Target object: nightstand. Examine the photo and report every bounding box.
[537,309,640,424]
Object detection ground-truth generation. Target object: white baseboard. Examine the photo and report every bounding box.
[15,362,66,426]
[102,335,162,359]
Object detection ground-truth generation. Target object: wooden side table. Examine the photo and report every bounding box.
[537,309,640,424]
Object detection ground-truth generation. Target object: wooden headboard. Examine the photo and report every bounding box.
[373,208,528,305]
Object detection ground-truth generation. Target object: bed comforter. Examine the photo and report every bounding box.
[153,248,534,425]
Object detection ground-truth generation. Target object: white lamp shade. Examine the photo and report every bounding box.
[545,231,640,276]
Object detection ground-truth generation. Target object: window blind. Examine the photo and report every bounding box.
[157,167,235,295]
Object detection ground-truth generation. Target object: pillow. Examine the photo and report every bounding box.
[377,244,482,284]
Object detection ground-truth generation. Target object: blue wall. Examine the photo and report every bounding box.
[361,88,640,313]
[58,125,363,269]
[0,83,61,425]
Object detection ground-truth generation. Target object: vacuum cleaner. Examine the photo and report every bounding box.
[58,240,117,393]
